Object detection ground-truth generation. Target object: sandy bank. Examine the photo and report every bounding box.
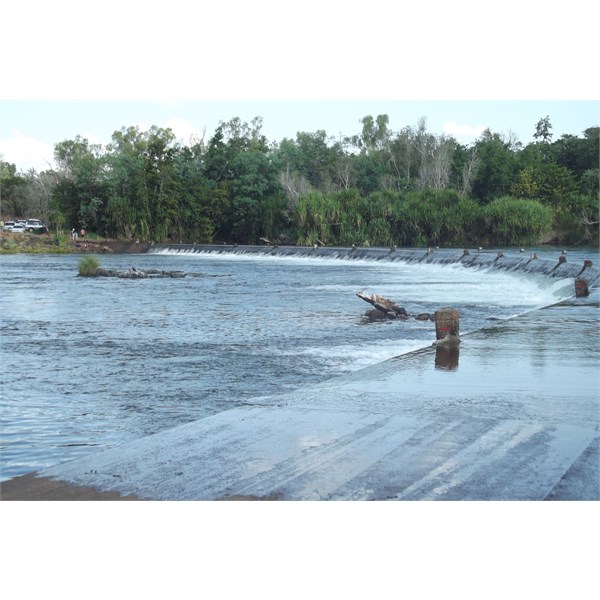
[0,473,140,501]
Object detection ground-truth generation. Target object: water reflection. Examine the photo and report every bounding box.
[435,344,460,371]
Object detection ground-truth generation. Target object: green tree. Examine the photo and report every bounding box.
[451,144,481,197]
[579,168,599,198]
[386,126,418,191]
[272,138,313,216]
[533,115,553,143]
[357,114,390,154]
[52,136,109,232]
[352,153,387,195]
[330,137,355,190]
[202,117,282,243]
[104,126,181,241]
[168,144,221,243]
[105,128,151,239]
[511,164,577,207]
[294,130,338,190]
[23,169,54,223]
[471,130,517,203]
[229,150,282,242]
[553,127,599,197]
[0,161,29,218]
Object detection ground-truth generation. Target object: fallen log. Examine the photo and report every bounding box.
[356,292,440,322]
[356,291,408,319]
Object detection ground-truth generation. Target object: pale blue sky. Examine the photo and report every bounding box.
[2,100,598,172]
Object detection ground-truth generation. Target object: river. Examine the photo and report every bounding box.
[0,246,597,482]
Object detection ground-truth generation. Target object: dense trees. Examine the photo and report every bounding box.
[2,115,598,247]
[0,162,29,217]
[1,161,54,226]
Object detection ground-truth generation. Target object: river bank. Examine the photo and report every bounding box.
[0,231,151,254]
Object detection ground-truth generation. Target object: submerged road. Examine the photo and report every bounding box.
[2,288,599,501]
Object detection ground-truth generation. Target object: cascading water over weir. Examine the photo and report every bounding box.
[148,244,600,288]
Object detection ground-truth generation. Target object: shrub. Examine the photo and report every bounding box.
[481,197,553,245]
[78,255,100,276]
[552,195,599,245]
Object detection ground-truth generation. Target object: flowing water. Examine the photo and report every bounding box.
[0,246,597,481]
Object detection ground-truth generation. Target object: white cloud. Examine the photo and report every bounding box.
[0,129,55,172]
[442,121,487,141]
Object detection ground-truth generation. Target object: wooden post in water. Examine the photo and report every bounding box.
[434,308,460,346]
[435,345,460,370]
[575,278,590,297]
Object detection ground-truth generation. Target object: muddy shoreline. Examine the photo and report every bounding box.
[0,473,140,501]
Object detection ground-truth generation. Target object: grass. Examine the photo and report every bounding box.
[78,255,100,276]
[0,231,73,254]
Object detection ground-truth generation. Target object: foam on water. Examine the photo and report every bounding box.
[159,247,577,315]
[282,338,435,373]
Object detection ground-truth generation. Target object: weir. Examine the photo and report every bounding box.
[149,244,600,286]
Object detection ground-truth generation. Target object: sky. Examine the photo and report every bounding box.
[1,2,598,173]
[1,100,598,172]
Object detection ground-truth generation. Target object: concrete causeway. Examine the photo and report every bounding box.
[3,285,597,501]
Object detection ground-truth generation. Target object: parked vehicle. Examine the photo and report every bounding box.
[25,219,46,233]
[3,221,16,231]
[10,224,26,233]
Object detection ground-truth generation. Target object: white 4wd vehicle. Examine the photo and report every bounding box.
[25,219,46,233]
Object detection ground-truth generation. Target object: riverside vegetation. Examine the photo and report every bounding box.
[1,114,598,248]
[0,231,74,254]
[78,255,100,276]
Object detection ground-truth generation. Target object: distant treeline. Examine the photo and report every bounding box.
[1,115,598,246]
